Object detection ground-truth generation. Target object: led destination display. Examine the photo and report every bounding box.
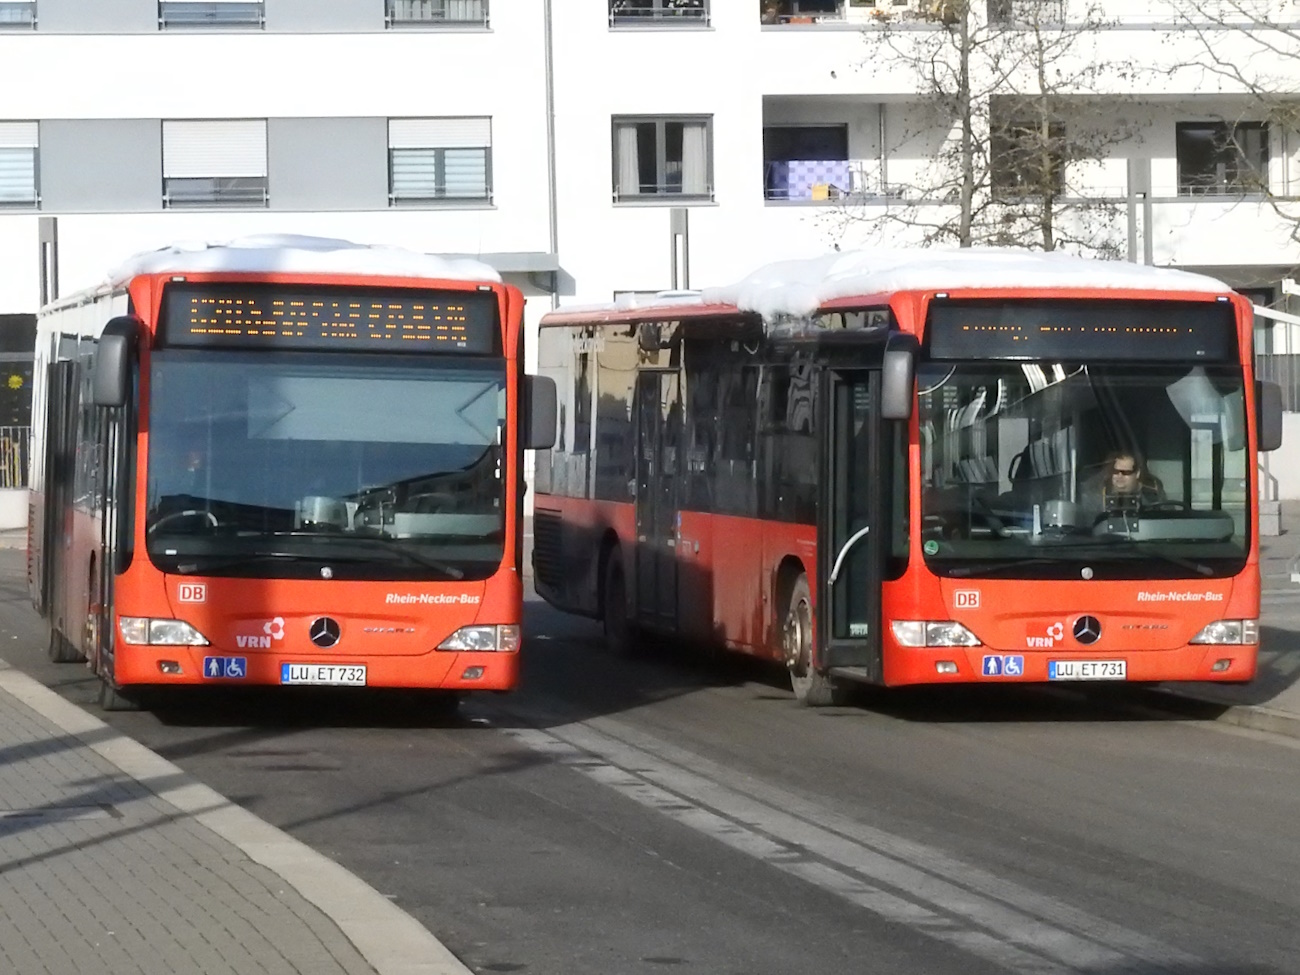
[160,283,501,354]
[927,299,1238,362]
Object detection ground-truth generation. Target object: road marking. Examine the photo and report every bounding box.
[504,717,1203,975]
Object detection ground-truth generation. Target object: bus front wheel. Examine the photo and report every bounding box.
[97,676,140,713]
[602,552,641,657]
[783,575,850,708]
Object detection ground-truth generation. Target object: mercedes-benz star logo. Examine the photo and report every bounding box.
[309,617,341,648]
[1073,615,1102,646]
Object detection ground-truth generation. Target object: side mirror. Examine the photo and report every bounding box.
[524,375,557,450]
[1257,380,1283,452]
[880,334,918,421]
[92,317,141,408]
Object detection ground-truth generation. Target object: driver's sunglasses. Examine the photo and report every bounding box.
[1111,467,1137,476]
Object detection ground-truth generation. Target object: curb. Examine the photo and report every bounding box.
[1145,686,1300,741]
[0,658,473,975]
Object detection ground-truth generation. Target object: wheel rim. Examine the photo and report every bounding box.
[784,595,811,676]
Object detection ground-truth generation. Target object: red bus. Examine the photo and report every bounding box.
[530,248,1283,704]
[28,236,555,710]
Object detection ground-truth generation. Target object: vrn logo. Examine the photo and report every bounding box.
[236,617,285,649]
[1026,621,1066,649]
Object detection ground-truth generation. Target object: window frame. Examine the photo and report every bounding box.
[162,119,269,210]
[0,1,36,29]
[0,121,39,210]
[157,0,265,30]
[387,118,494,206]
[1176,120,1270,197]
[385,0,490,28]
[611,115,714,204]
[609,0,709,28]
[990,118,1067,198]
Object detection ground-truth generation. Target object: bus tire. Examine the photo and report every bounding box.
[46,623,80,663]
[602,551,640,657]
[783,575,850,708]
[97,676,140,712]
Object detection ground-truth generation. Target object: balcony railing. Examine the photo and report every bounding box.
[158,2,264,29]
[387,0,489,27]
[163,177,268,209]
[0,1,35,28]
[610,1,708,26]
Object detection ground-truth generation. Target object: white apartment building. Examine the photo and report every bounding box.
[3,0,1300,493]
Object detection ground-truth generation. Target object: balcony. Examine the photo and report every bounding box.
[765,159,912,201]
[610,1,708,27]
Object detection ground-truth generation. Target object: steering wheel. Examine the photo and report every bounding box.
[148,509,220,534]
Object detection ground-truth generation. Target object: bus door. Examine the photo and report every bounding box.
[818,369,885,680]
[37,359,77,620]
[633,369,681,629]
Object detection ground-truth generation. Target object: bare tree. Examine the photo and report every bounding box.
[830,0,1140,256]
[1157,0,1300,250]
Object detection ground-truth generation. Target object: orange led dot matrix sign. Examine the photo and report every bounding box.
[160,283,501,354]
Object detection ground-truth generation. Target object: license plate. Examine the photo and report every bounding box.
[1048,660,1126,681]
[280,663,367,686]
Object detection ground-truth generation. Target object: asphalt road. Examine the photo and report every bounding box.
[1,549,1297,975]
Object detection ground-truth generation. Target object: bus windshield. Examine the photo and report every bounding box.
[916,360,1250,579]
[145,350,507,580]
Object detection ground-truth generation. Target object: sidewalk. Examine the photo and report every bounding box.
[0,660,470,975]
[1151,498,1300,738]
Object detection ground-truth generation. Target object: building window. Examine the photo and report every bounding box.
[389,118,492,204]
[1177,121,1269,196]
[0,122,38,209]
[613,117,713,202]
[762,0,845,24]
[386,0,489,27]
[610,1,708,27]
[763,125,849,201]
[990,119,1065,196]
[0,1,36,28]
[162,120,268,209]
[158,1,263,28]
[987,0,1066,24]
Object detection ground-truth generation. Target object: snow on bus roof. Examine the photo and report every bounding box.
[106,234,502,288]
[699,247,1232,322]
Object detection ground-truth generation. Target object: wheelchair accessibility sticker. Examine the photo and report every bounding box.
[982,655,1024,677]
[203,657,247,679]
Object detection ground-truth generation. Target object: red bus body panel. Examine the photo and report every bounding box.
[534,284,1264,689]
[33,267,529,693]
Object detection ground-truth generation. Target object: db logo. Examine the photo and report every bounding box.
[177,583,207,603]
[954,589,980,609]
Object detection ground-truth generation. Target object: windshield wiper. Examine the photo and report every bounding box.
[340,535,466,580]
[264,530,468,580]
[1090,534,1215,577]
[174,551,332,574]
[948,557,1060,578]
[170,535,466,580]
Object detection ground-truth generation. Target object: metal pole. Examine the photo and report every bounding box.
[670,207,689,289]
[38,216,58,306]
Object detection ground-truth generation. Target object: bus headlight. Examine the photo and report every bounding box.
[438,625,521,652]
[1190,619,1259,646]
[119,617,210,646]
[891,620,981,648]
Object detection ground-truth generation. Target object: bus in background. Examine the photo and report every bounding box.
[29,235,555,710]
[530,248,1282,705]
